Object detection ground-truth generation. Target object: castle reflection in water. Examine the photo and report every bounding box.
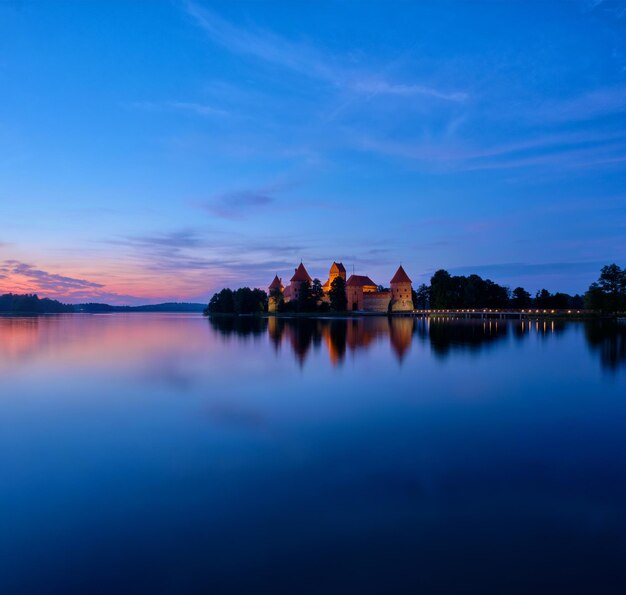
[209,315,416,365]
[207,315,626,370]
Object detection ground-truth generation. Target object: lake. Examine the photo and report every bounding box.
[1,313,625,594]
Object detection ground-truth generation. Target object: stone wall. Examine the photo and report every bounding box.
[363,292,391,313]
[346,286,363,311]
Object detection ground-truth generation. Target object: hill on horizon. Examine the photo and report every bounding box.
[0,294,206,314]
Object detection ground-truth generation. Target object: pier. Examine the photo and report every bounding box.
[405,309,591,319]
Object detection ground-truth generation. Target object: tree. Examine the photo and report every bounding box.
[430,269,453,309]
[585,264,626,312]
[328,276,347,312]
[233,287,267,314]
[482,279,510,309]
[585,283,603,311]
[297,280,315,312]
[204,287,266,315]
[311,278,324,303]
[413,284,430,310]
[550,292,570,310]
[430,269,510,309]
[598,264,625,295]
[511,287,531,309]
[205,288,234,315]
[535,289,551,309]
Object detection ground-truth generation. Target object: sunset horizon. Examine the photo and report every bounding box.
[2,1,625,305]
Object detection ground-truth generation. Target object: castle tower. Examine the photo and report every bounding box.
[268,275,284,313]
[322,261,347,293]
[287,262,312,302]
[390,265,413,312]
[345,274,378,311]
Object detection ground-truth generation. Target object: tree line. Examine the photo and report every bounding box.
[204,287,268,315]
[412,270,584,311]
[413,269,584,310]
[0,293,74,313]
[0,294,207,314]
[206,277,349,315]
[413,264,626,312]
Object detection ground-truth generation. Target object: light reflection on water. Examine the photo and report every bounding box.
[0,313,625,594]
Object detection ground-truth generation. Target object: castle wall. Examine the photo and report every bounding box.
[346,287,363,311]
[363,292,391,313]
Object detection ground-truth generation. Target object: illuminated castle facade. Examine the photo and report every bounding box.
[268,261,413,313]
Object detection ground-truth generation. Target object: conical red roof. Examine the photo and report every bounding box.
[390,265,412,284]
[290,262,312,283]
[269,275,283,290]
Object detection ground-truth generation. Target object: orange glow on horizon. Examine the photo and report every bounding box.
[0,265,218,305]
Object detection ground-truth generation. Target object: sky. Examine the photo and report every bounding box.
[1,0,625,304]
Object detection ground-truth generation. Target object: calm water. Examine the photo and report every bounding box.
[1,314,625,594]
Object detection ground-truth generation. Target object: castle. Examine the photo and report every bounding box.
[268,261,413,313]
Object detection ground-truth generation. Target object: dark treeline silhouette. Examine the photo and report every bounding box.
[584,264,626,313]
[1,294,207,314]
[0,293,73,313]
[415,269,584,311]
[76,302,205,313]
[427,270,511,309]
[204,287,268,315]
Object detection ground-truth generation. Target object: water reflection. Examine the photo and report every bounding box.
[1,314,624,375]
[207,315,624,372]
[208,314,268,338]
[2,313,626,594]
[415,317,509,357]
[584,319,626,371]
[210,317,626,370]
[211,316,416,365]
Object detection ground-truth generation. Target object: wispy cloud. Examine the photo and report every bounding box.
[184,1,339,83]
[350,79,468,102]
[183,1,467,103]
[0,260,159,305]
[531,84,626,124]
[121,230,205,250]
[127,100,229,118]
[352,128,626,172]
[580,0,607,13]
[203,190,274,219]
[101,227,309,296]
[1,261,104,292]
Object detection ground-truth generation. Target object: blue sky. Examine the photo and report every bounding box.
[1,0,625,303]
